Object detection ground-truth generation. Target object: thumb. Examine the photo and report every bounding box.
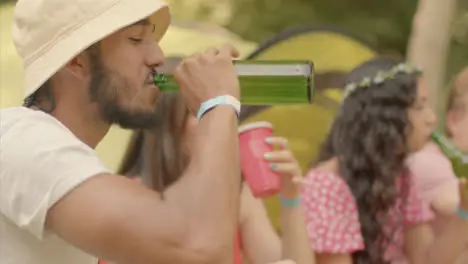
[219,44,240,59]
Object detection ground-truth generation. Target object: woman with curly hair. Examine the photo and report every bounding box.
[301,57,468,264]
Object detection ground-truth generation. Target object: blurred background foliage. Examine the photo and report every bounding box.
[164,0,468,80]
[3,0,468,80]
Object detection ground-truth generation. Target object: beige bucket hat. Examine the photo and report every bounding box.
[12,0,171,99]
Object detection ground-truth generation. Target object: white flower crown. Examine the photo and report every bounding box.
[342,63,422,101]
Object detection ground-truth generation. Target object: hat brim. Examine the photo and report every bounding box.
[23,0,171,99]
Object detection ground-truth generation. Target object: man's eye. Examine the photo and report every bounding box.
[129,38,142,43]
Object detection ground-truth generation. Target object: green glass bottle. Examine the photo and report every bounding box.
[431,131,468,178]
[153,60,314,105]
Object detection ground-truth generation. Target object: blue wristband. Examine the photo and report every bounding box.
[197,95,241,120]
[279,196,301,208]
[457,207,468,220]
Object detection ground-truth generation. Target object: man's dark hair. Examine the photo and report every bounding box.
[23,81,55,113]
[23,43,101,113]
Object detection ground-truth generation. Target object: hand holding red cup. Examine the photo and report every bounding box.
[263,136,302,198]
[239,121,302,198]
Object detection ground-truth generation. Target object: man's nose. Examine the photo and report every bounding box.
[146,42,165,68]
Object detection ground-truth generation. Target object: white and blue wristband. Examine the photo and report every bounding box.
[457,207,468,220]
[197,95,241,120]
[279,195,301,208]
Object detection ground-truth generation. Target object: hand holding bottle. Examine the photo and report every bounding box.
[173,44,240,113]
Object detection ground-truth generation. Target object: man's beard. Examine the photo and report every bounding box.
[87,50,160,129]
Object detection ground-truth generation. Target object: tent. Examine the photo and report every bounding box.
[241,25,377,168]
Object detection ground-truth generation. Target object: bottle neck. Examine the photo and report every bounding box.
[432,131,464,159]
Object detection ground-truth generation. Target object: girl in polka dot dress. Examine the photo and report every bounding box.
[301,57,468,264]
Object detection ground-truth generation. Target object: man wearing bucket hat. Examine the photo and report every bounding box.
[0,0,243,264]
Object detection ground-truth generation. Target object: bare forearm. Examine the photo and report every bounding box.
[425,217,468,264]
[165,106,241,260]
[280,205,315,264]
[113,107,240,264]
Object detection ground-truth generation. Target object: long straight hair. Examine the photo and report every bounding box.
[118,92,191,197]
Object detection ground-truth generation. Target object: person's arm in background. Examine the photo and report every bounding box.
[404,144,468,264]
[48,46,242,264]
[408,144,459,215]
[1,46,242,264]
[240,137,315,264]
[404,180,468,264]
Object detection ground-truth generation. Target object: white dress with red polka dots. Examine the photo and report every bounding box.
[301,169,434,263]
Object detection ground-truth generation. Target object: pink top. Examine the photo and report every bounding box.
[301,169,434,263]
[407,142,459,235]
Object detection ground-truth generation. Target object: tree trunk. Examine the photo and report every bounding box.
[406,0,458,116]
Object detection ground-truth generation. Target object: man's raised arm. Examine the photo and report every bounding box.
[45,45,242,264]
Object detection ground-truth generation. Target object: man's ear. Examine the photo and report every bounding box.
[62,52,90,80]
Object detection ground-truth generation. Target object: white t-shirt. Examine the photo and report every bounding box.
[0,107,110,264]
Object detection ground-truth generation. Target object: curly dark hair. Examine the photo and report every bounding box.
[313,57,420,264]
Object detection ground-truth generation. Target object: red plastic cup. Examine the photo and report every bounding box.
[238,121,281,198]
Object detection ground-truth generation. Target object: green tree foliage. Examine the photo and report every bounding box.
[226,0,418,56]
[234,0,468,80]
[166,0,468,79]
[4,0,468,78]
